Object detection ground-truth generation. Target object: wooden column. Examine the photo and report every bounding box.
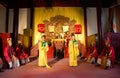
[5,7,9,32]
[83,7,87,48]
[97,3,102,53]
[30,7,34,29]
[13,8,19,48]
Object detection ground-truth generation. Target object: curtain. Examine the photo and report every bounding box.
[115,5,120,33]
[108,7,114,32]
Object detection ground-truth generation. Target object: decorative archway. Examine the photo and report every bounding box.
[43,15,77,40]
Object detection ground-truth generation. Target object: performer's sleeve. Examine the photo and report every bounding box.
[4,47,9,61]
[39,42,42,52]
[109,50,112,56]
[45,42,49,52]
[91,48,97,57]
[75,42,79,56]
[108,47,114,58]
[68,41,72,54]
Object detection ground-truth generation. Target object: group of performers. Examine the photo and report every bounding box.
[38,33,79,68]
[2,38,29,70]
[81,37,115,69]
[0,32,115,71]
[96,38,115,69]
[38,33,115,69]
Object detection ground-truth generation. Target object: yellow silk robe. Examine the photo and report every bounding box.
[38,41,49,67]
[68,40,79,66]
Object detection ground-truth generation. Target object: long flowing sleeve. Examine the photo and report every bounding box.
[68,40,79,66]
[68,40,73,54]
[38,41,49,66]
[4,46,9,61]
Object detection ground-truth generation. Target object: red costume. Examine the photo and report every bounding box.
[108,46,115,64]
[4,38,20,68]
[20,51,28,60]
[20,50,29,65]
[4,45,14,62]
[64,35,70,46]
[85,45,98,62]
[15,44,23,59]
[99,45,115,64]
[90,46,98,59]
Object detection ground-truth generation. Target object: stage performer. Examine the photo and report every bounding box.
[15,40,23,60]
[85,41,98,64]
[38,35,51,68]
[68,33,79,66]
[4,38,20,69]
[64,31,70,46]
[96,38,115,69]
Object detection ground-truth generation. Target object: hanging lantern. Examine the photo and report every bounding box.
[38,24,45,33]
[63,25,69,32]
[74,24,82,34]
[49,25,54,32]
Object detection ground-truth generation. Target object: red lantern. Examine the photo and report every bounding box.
[38,24,45,33]
[74,24,82,34]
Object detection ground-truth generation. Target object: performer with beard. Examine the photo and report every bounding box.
[84,41,98,64]
[96,37,115,69]
[4,38,20,69]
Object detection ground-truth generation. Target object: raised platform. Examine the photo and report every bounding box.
[0,58,120,78]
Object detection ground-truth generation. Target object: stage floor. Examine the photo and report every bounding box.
[0,58,120,78]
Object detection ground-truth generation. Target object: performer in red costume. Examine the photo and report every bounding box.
[15,40,23,60]
[20,50,30,65]
[64,31,70,46]
[4,38,20,69]
[96,37,115,69]
[84,41,98,64]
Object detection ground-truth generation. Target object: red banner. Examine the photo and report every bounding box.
[74,24,82,34]
[38,24,45,33]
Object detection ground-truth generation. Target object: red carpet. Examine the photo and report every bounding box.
[0,58,120,78]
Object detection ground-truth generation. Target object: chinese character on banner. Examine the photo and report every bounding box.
[74,24,82,34]
[38,24,45,33]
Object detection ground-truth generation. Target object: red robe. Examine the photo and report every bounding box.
[20,52,28,60]
[15,46,22,59]
[85,46,98,59]
[107,46,115,64]
[99,45,115,64]
[4,45,14,62]
[64,35,70,47]
[90,46,98,58]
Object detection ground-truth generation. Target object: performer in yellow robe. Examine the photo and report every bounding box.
[68,33,79,66]
[38,35,51,68]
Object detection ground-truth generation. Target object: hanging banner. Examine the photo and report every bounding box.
[74,24,82,34]
[63,25,69,32]
[49,25,54,32]
[38,24,45,33]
